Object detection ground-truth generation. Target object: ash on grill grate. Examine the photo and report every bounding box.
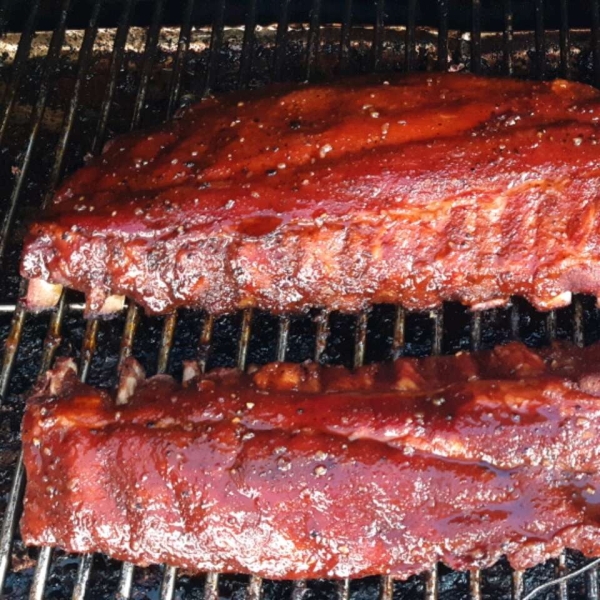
[2,1,600,599]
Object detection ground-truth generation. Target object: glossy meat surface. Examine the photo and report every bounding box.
[21,73,600,315]
[21,342,600,579]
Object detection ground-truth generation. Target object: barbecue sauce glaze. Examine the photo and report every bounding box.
[21,342,600,578]
[21,73,600,314]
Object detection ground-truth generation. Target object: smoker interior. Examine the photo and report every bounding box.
[2,1,600,599]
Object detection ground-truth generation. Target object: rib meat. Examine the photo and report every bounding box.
[21,342,600,579]
[20,73,600,315]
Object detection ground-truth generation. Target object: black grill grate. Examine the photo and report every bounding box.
[1,1,600,599]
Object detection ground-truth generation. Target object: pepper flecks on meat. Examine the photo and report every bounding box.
[20,340,600,578]
[20,73,600,315]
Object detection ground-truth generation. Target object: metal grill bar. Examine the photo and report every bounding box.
[0,0,41,141]
[198,314,214,373]
[158,313,178,375]
[339,0,352,71]
[558,552,568,600]
[151,329,183,592]
[512,569,524,599]
[510,302,520,339]
[159,566,177,600]
[166,0,195,118]
[574,297,585,348]
[273,0,291,80]
[424,564,439,600]
[392,306,405,359]
[43,0,104,208]
[291,578,306,600]
[588,567,599,599]
[71,553,94,600]
[469,568,482,600]
[0,281,27,400]
[91,0,136,154]
[470,311,482,351]
[238,308,253,370]
[156,335,184,590]
[203,0,226,95]
[431,309,443,356]
[371,0,385,71]
[546,310,557,343]
[534,0,545,78]
[130,0,165,129]
[277,316,290,362]
[354,310,368,369]
[504,0,513,75]
[405,0,416,71]
[437,0,449,70]
[118,304,141,368]
[238,0,258,86]
[306,0,322,80]
[29,546,52,600]
[80,319,99,383]
[471,0,482,74]
[314,310,330,363]
[380,575,393,600]
[338,577,350,600]
[248,574,263,600]
[205,572,219,600]
[0,0,72,259]
[559,0,570,79]
[0,451,25,592]
[593,0,600,88]
[118,561,135,598]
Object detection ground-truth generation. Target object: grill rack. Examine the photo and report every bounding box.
[0,1,600,599]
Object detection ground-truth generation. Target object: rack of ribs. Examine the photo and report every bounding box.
[21,341,600,579]
[20,72,600,316]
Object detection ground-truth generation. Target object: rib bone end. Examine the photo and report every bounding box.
[182,361,201,386]
[98,295,125,315]
[537,291,573,310]
[48,358,78,396]
[25,279,63,311]
[116,358,146,405]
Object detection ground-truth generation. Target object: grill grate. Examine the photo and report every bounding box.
[1,1,600,599]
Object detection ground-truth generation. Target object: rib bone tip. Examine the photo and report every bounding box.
[84,291,126,318]
[470,297,508,311]
[182,361,200,385]
[538,291,572,310]
[48,357,78,395]
[98,294,125,315]
[116,358,145,405]
[25,279,63,311]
